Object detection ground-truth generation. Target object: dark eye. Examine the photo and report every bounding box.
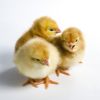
[49,28,54,31]
[36,59,40,61]
[31,57,40,61]
[75,39,78,42]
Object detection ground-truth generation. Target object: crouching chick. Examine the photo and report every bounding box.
[14,37,60,89]
[52,27,85,76]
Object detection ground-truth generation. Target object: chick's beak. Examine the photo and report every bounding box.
[56,28,61,33]
[43,60,49,66]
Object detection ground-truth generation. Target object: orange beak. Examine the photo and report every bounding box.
[56,28,61,33]
[43,60,49,66]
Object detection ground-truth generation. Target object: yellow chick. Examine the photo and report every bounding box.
[52,27,85,76]
[14,37,60,89]
[15,16,61,52]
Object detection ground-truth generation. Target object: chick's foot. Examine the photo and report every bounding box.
[43,77,58,89]
[55,67,70,76]
[23,77,58,89]
[23,78,43,88]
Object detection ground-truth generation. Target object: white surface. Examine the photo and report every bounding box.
[0,0,100,100]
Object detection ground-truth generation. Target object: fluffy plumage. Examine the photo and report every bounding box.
[15,16,61,52]
[14,37,60,88]
[52,27,85,76]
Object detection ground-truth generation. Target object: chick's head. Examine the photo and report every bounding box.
[27,42,49,66]
[32,16,61,40]
[61,27,83,53]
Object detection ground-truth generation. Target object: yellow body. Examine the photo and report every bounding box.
[52,27,85,69]
[15,16,60,52]
[14,37,60,79]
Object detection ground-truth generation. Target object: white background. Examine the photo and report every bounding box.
[0,0,100,100]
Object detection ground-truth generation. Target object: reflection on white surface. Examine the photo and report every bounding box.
[0,0,100,100]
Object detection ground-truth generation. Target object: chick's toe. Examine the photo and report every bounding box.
[55,68,70,77]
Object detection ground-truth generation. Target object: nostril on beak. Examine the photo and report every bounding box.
[69,44,75,49]
[72,45,75,49]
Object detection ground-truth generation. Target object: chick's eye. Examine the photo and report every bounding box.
[75,39,78,42]
[36,59,40,61]
[31,57,40,61]
[49,29,54,31]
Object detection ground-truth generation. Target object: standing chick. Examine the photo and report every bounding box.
[15,16,61,52]
[52,27,85,76]
[14,37,60,89]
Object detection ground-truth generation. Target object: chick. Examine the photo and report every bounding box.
[52,27,85,76]
[15,16,61,52]
[14,37,60,89]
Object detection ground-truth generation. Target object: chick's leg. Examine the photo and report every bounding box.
[55,67,70,77]
[43,77,58,89]
[23,78,43,88]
